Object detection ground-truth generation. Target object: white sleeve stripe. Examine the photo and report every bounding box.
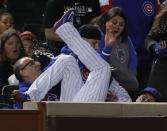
[102,51,111,56]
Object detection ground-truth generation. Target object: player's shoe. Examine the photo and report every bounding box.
[53,8,75,32]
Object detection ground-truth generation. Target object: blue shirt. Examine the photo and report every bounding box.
[112,0,159,60]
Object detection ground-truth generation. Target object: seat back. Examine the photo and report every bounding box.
[1,85,19,105]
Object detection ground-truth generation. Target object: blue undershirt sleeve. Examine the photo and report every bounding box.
[128,37,138,75]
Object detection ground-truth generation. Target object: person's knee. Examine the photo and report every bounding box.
[56,54,77,67]
[57,54,75,62]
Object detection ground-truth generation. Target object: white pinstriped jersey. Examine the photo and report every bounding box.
[109,79,132,102]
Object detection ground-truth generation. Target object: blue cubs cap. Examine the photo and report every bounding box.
[141,87,161,102]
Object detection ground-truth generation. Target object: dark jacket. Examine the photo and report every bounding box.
[0,61,13,93]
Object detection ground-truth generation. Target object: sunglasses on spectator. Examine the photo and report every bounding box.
[21,59,35,70]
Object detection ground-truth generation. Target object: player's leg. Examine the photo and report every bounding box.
[26,54,83,101]
[56,22,111,102]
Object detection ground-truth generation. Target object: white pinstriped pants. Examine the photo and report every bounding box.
[27,54,83,101]
[56,22,111,102]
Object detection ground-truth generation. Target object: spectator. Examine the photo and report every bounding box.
[0,9,14,35]
[0,28,25,93]
[136,87,161,102]
[110,0,160,91]
[95,7,138,92]
[145,5,167,101]
[19,31,36,56]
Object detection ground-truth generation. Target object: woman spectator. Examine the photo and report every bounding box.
[95,7,138,93]
[99,0,160,91]
[0,28,25,93]
[0,9,14,35]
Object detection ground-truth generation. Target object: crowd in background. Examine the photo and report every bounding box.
[0,0,167,109]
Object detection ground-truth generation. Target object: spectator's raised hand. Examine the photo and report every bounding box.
[104,15,124,47]
[105,26,119,47]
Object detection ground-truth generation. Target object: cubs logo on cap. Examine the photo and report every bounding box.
[142,1,154,16]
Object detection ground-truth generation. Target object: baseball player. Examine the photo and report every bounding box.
[12,9,111,102]
[61,24,132,102]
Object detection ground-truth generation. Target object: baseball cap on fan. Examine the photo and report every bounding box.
[140,87,161,101]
